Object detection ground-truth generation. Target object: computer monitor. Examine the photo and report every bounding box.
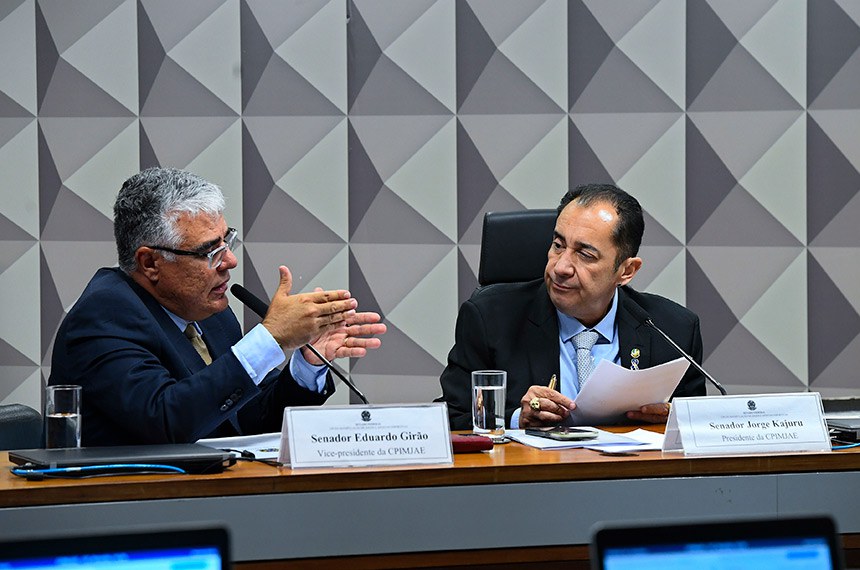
[591,516,843,570]
[0,526,230,569]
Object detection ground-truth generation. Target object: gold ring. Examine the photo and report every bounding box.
[529,397,541,411]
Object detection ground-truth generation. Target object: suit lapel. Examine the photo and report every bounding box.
[199,315,229,360]
[124,274,207,374]
[199,314,244,432]
[526,285,561,384]
[617,287,652,370]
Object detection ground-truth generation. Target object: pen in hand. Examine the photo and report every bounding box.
[548,374,557,391]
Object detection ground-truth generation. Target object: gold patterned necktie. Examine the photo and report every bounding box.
[184,323,212,365]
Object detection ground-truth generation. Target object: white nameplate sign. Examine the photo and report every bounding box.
[279,403,453,468]
[663,392,831,455]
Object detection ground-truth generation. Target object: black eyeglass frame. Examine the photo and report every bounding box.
[149,227,239,269]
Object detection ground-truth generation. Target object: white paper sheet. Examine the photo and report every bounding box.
[568,357,690,425]
[505,428,639,450]
[581,428,664,452]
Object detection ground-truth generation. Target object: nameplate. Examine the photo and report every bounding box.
[278,403,453,468]
[663,392,831,455]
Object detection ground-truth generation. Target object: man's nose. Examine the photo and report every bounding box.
[553,251,575,275]
[221,247,239,270]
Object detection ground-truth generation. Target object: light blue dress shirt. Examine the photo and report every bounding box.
[164,309,327,392]
[510,289,621,428]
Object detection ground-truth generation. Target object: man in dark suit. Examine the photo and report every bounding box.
[439,184,705,430]
[50,167,386,446]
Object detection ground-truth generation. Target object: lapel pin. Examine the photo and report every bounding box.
[630,348,640,359]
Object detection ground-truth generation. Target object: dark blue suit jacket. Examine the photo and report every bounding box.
[49,268,334,446]
[438,280,706,430]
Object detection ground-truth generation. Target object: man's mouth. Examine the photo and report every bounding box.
[212,280,229,294]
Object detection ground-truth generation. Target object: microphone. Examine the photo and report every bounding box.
[230,283,370,405]
[623,296,727,396]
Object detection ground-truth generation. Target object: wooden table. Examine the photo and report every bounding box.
[2,434,859,568]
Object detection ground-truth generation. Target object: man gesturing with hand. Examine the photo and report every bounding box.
[50,167,386,446]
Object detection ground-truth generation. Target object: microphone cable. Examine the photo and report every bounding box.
[11,463,188,480]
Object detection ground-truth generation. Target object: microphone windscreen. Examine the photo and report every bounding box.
[230,284,269,318]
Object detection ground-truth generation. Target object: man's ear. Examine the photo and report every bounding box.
[617,256,642,286]
[135,247,161,283]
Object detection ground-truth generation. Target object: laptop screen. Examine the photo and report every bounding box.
[592,516,842,570]
[0,527,229,570]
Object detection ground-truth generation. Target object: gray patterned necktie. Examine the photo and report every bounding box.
[572,329,600,388]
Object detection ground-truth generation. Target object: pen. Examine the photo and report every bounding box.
[548,374,557,391]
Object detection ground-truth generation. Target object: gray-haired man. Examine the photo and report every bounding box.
[50,167,385,446]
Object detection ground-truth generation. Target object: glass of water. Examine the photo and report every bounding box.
[45,385,82,448]
[471,370,506,439]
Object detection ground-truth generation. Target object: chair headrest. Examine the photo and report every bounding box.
[478,209,557,286]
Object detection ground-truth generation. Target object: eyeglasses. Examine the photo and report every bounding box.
[149,228,239,269]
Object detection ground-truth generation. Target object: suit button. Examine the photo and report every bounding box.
[225,399,233,406]
[220,404,228,411]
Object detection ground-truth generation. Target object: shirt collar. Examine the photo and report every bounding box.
[162,307,202,336]
[556,288,618,344]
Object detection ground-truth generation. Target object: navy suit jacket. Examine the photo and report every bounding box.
[49,268,334,446]
[438,280,706,430]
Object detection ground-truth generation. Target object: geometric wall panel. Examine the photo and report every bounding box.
[4,0,860,410]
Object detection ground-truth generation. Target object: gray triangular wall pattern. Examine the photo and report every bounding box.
[706,322,804,388]
[813,335,860,390]
[459,187,525,246]
[0,241,35,275]
[346,1,383,111]
[350,187,451,245]
[0,93,32,118]
[685,117,737,238]
[686,251,739,359]
[245,190,343,244]
[350,54,450,116]
[348,120,386,238]
[459,51,563,115]
[456,119,499,239]
[40,59,134,117]
[348,322,443,376]
[688,185,802,247]
[0,213,36,242]
[5,1,860,410]
[806,114,860,242]
[243,56,341,117]
[568,3,615,110]
[40,187,114,241]
[456,0,498,109]
[572,47,679,113]
[641,211,682,247]
[808,0,860,104]
[808,252,860,381]
[686,0,738,106]
[141,57,237,117]
[241,121,276,230]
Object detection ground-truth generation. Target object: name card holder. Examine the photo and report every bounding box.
[663,392,831,456]
[278,403,453,468]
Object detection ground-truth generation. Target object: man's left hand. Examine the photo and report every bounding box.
[302,311,386,364]
[625,402,671,424]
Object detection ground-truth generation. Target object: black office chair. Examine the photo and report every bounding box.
[477,209,557,286]
[0,404,43,450]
